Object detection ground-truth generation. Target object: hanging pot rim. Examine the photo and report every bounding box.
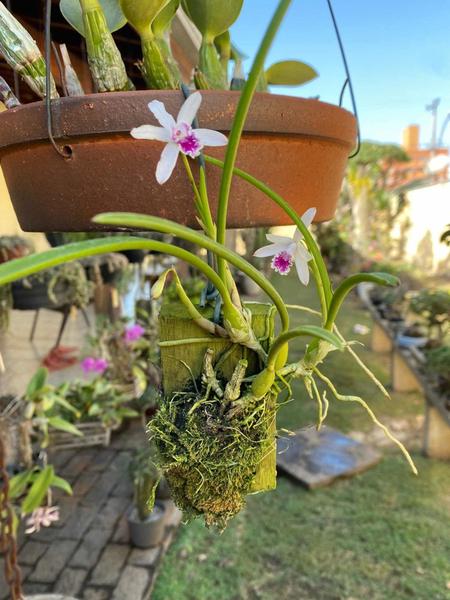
[0,90,357,153]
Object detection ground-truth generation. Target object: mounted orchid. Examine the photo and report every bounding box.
[0,0,417,530]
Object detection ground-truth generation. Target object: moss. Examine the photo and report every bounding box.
[151,379,276,530]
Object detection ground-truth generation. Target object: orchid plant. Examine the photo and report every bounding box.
[0,0,417,528]
[0,0,318,99]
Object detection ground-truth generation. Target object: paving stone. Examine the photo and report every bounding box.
[89,449,116,472]
[111,515,130,544]
[83,588,112,600]
[70,528,112,570]
[0,563,9,600]
[128,547,160,567]
[54,567,88,596]
[49,449,77,470]
[96,496,131,531]
[277,426,382,489]
[54,497,78,528]
[90,544,130,586]
[22,582,52,594]
[59,504,100,540]
[112,566,149,600]
[63,449,97,479]
[72,471,99,497]
[111,477,133,498]
[19,540,49,565]
[81,465,123,507]
[29,540,78,583]
[30,523,63,543]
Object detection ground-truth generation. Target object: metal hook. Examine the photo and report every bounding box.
[326,0,361,158]
[45,0,72,159]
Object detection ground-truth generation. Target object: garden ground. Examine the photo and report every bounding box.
[153,274,450,600]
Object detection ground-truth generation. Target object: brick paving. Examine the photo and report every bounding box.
[0,423,182,600]
[0,309,182,599]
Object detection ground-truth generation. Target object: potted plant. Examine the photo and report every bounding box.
[11,262,93,311]
[0,235,32,264]
[408,289,450,346]
[84,312,161,406]
[425,345,450,400]
[127,446,167,548]
[0,0,356,231]
[0,372,80,600]
[61,374,139,441]
[0,1,417,531]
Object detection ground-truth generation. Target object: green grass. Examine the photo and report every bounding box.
[153,274,450,600]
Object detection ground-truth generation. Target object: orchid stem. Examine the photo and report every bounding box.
[266,327,342,372]
[199,165,216,240]
[93,213,290,333]
[205,155,333,319]
[215,0,293,285]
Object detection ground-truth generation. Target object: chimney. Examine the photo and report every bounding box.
[402,125,420,152]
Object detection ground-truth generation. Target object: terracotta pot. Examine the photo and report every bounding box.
[0,91,357,232]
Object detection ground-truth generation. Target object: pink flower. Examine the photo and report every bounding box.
[254,208,316,285]
[81,357,109,375]
[124,324,145,343]
[271,251,294,275]
[131,92,228,184]
[25,506,60,534]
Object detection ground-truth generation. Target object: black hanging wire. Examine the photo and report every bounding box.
[326,0,361,158]
[45,0,71,158]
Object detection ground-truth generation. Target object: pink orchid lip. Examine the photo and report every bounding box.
[271,251,294,275]
[171,122,203,158]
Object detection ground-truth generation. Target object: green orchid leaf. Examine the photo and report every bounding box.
[26,367,48,399]
[51,475,73,496]
[362,272,400,287]
[291,326,343,350]
[47,417,83,437]
[182,0,243,40]
[9,469,35,500]
[21,466,54,515]
[60,0,127,36]
[54,395,81,417]
[326,272,400,329]
[120,0,170,34]
[152,0,180,37]
[265,60,318,86]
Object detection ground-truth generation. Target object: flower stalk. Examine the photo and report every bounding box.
[215,0,293,285]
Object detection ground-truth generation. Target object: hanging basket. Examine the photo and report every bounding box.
[153,300,278,528]
[0,91,357,232]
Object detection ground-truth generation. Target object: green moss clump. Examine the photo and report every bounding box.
[151,379,276,530]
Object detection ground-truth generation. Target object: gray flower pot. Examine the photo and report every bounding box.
[127,502,166,548]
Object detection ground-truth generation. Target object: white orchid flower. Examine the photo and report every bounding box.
[253,207,317,285]
[131,91,228,185]
[25,505,60,534]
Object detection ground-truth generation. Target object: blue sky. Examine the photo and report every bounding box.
[230,0,450,147]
